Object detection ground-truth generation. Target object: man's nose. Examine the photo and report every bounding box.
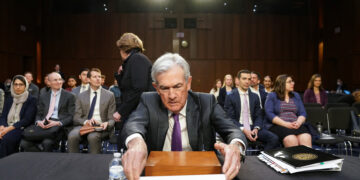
[168,88,176,99]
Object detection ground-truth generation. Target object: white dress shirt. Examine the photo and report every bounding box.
[238,88,253,127]
[88,87,102,123]
[80,84,89,94]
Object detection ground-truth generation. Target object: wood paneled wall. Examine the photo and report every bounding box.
[2,0,359,92]
[41,12,317,92]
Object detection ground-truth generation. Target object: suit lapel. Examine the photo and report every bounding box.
[44,90,51,115]
[248,89,254,117]
[234,88,241,116]
[57,90,65,113]
[84,89,91,118]
[186,94,199,151]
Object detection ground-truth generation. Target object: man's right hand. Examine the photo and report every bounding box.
[243,129,256,142]
[122,137,148,180]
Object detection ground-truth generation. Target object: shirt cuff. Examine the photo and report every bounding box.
[230,138,247,152]
[254,126,261,130]
[125,133,143,148]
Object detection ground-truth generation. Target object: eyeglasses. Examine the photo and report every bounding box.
[286,80,295,84]
[13,83,25,87]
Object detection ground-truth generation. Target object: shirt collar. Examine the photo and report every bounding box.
[90,87,101,94]
[168,100,187,118]
[51,88,62,96]
[238,88,248,95]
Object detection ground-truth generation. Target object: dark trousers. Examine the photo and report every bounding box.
[20,138,56,152]
[0,129,22,158]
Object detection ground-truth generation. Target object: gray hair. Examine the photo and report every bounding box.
[151,53,191,84]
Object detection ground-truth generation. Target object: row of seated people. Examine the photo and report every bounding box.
[0,68,115,158]
[216,70,312,152]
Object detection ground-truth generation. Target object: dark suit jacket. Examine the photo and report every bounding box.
[121,91,247,151]
[258,86,268,108]
[303,88,328,106]
[217,86,235,108]
[36,89,75,126]
[224,88,263,129]
[0,95,37,129]
[115,50,154,120]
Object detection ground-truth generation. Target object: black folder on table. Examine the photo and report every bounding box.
[258,145,344,174]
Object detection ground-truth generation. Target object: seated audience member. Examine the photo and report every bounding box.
[68,68,116,154]
[101,75,109,90]
[0,88,4,116]
[263,75,273,93]
[24,72,39,98]
[65,76,77,92]
[209,78,222,99]
[337,90,360,106]
[39,74,50,96]
[265,74,312,148]
[335,78,347,94]
[20,72,75,152]
[120,53,247,180]
[109,79,121,108]
[0,75,37,158]
[303,74,328,107]
[217,74,234,108]
[72,68,90,96]
[225,70,279,150]
[250,71,267,108]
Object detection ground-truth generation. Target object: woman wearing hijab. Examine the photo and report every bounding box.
[0,75,37,158]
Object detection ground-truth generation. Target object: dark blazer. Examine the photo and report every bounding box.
[217,86,235,108]
[120,91,247,151]
[253,86,268,108]
[224,88,263,128]
[36,89,75,126]
[115,50,154,120]
[303,88,328,106]
[0,95,37,129]
[264,92,306,129]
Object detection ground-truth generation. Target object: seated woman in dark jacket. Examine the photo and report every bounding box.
[303,74,328,107]
[217,74,235,108]
[265,74,312,148]
[0,75,37,158]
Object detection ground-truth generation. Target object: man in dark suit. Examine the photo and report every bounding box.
[72,68,90,96]
[24,72,39,98]
[225,70,279,151]
[250,71,267,108]
[68,68,116,154]
[20,72,75,152]
[121,53,247,180]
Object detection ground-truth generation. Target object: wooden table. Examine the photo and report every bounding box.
[145,151,222,176]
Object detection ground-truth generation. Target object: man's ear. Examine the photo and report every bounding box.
[152,82,160,94]
[187,76,192,91]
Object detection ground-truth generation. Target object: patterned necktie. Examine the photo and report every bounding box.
[242,93,251,130]
[171,113,182,151]
[45,93,57,120]
[87,92,97,120]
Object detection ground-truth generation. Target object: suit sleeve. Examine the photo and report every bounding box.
[265,93,278,123]
[253,96,264,128]
[73,97,86,126]
[217,88,225,108]
[60,93,76,126]
[117,56,151,118]
[106,93,116,130]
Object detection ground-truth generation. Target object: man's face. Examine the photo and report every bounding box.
[44,76,50,86]
[67,78,77,87]
[79,71,89,84]
[250,73,260,87]
[48,73,63,91]
[89,71,101,89]
[24,73,33,84]
[238,73,251,92]
[234,77,240,87]
[55,64,60,71]
[101,77,105,85]
[153,66,192,114]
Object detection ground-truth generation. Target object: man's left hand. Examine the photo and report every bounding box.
[214,142,241,180]
[101,122,108,130]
